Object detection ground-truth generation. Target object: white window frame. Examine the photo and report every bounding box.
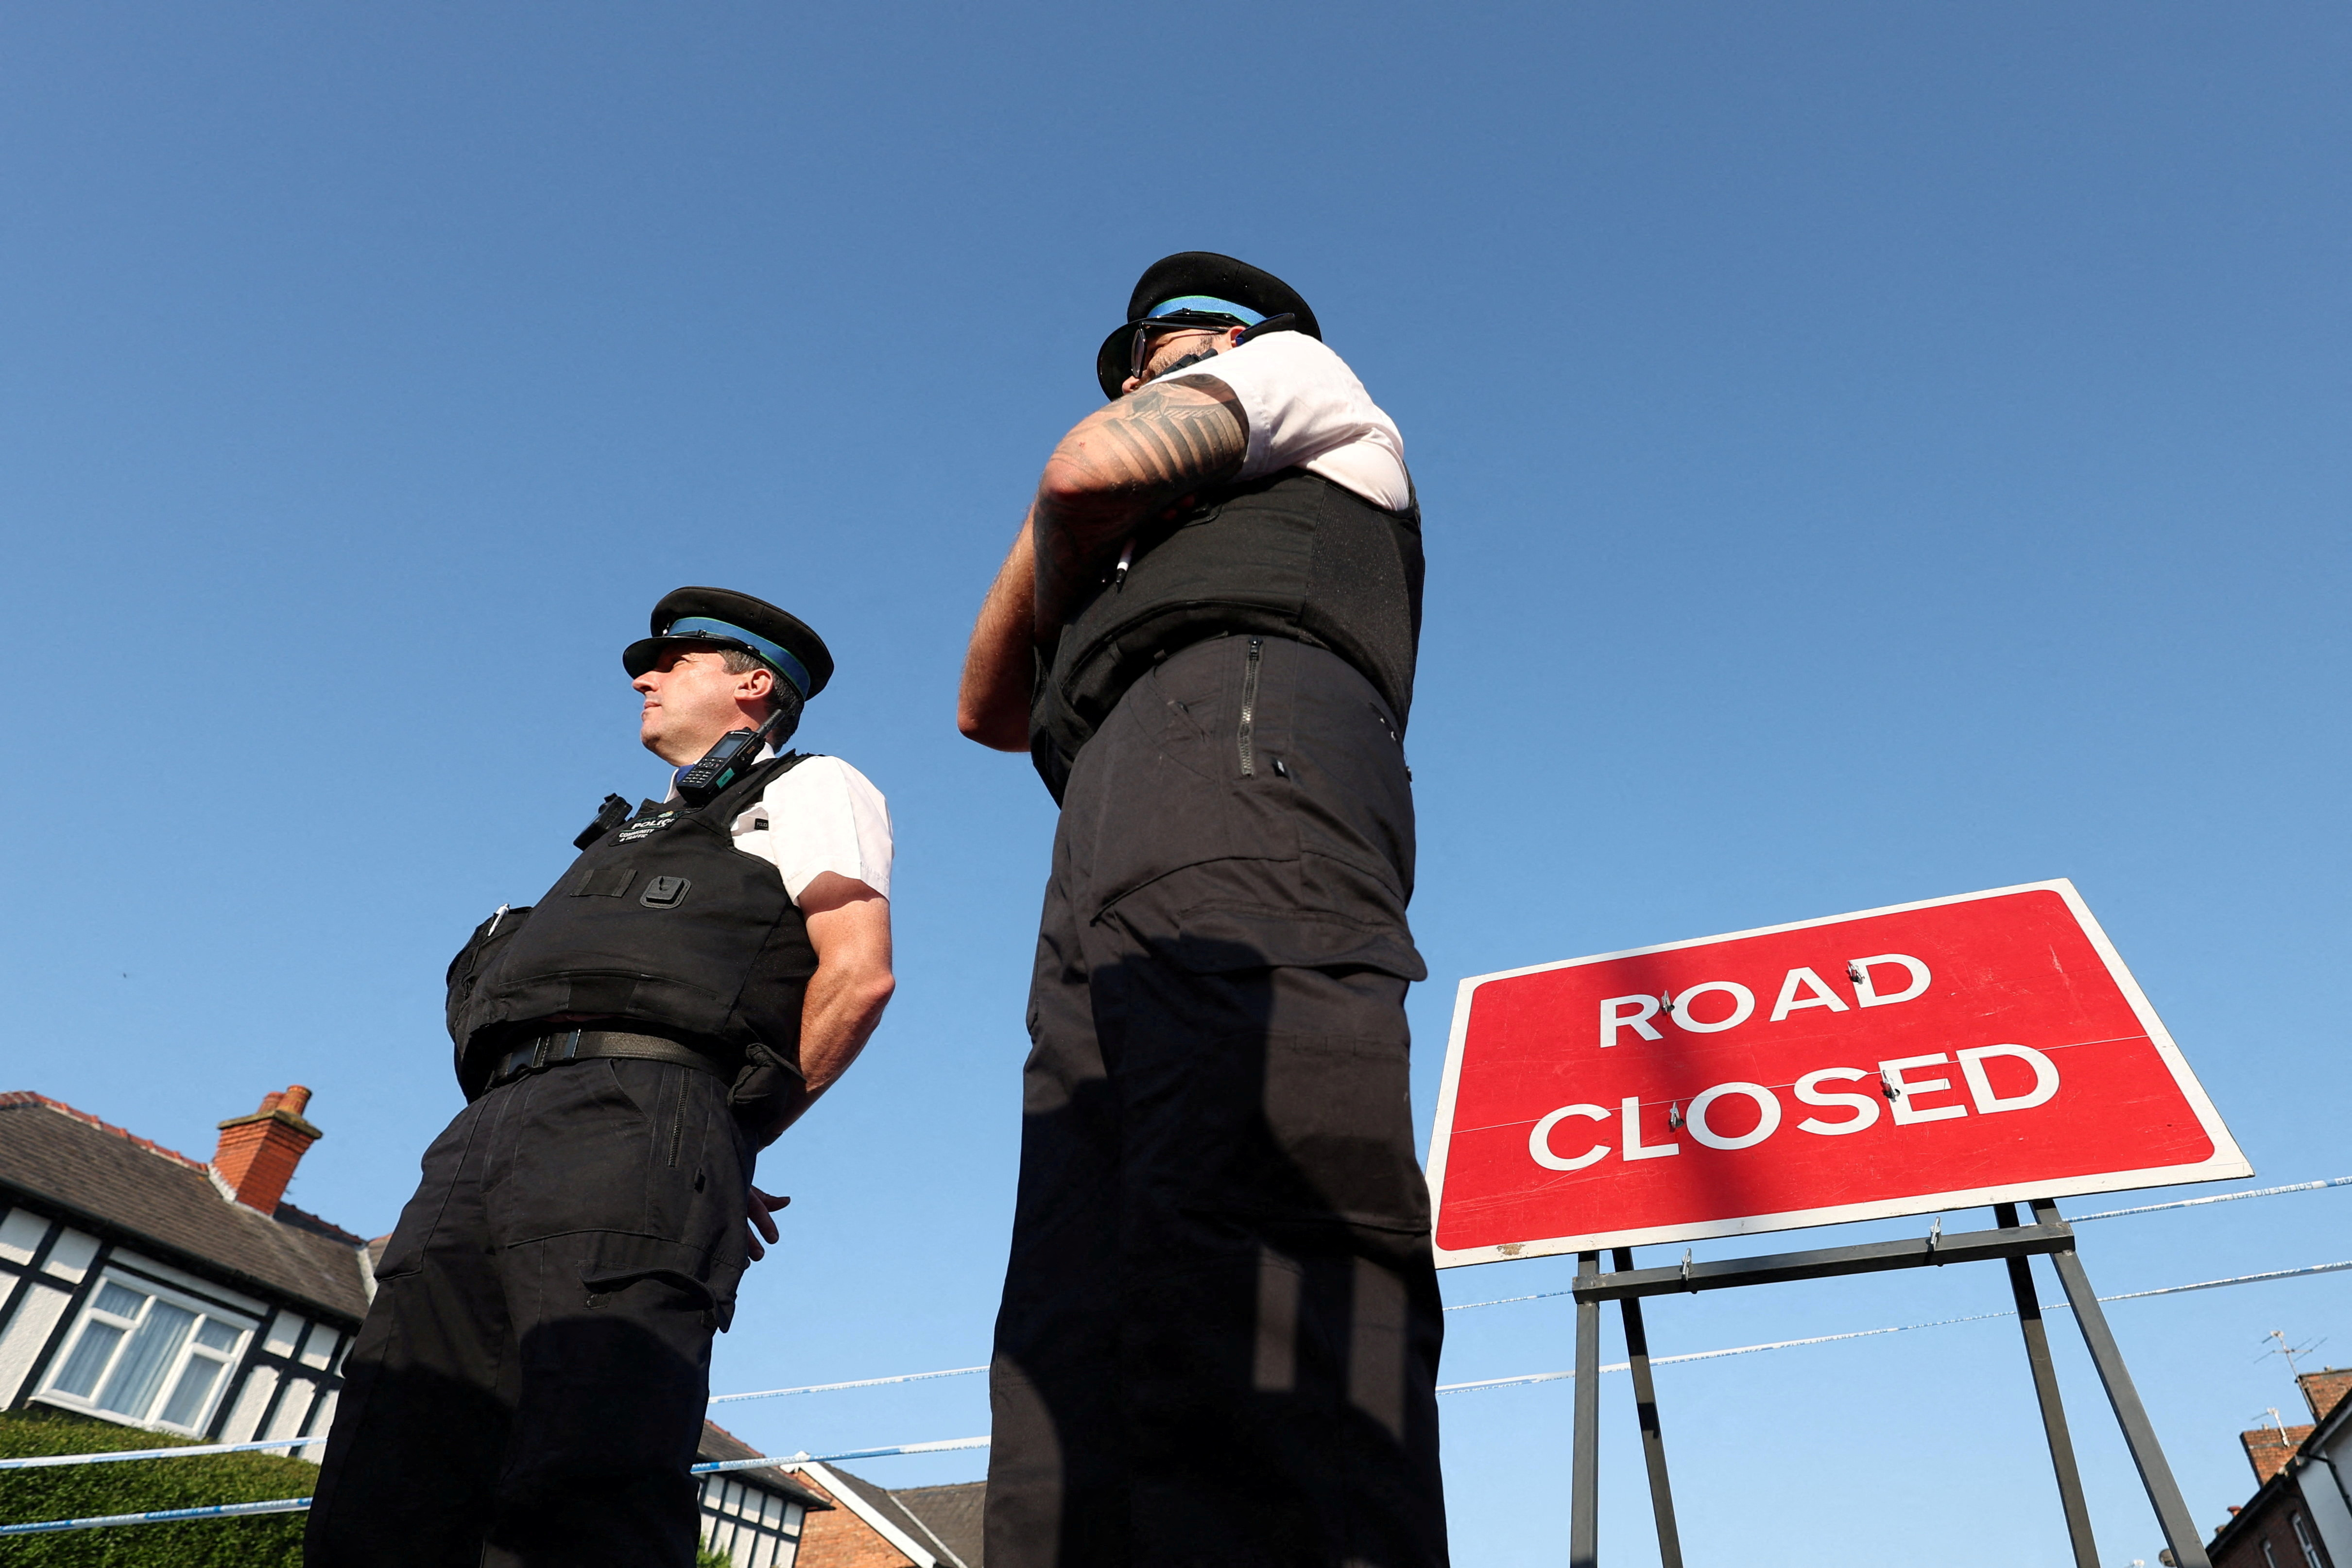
[39,1270,256,1436]
[698,1472,806,1568]
[2292,1510,2326,1568]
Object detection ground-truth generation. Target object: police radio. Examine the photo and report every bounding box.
[673,705,793,807]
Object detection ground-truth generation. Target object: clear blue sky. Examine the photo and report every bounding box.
[3,5,2346,1563]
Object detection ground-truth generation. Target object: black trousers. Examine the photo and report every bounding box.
[987,635,1450,1568]
[307,1057,750,1568]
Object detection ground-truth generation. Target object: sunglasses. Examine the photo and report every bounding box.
[1127,310,1248,385]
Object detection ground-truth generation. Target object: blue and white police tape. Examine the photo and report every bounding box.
[9,1176,2348,1528]
[0,1436,993,1535]
[2066,1173,2352,1222]
[0,1497,315,1536]
[708,1364,990,1404]
[2087,1256,2352,1303]
[691,1435,992,1476]
[0,1433,326,1470]
[705,1172,2352,1396]
[15,1249,2350,1491]
[1433,1257,2352,1395]
[1437,1314,2011,1395]
[1437,1172,2352,1313]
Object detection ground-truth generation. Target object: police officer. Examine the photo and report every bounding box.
[310,588,896,1568]
[958,255,1447,1567]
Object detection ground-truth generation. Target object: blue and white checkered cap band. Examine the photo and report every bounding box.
[663,616,813,697]
[1141,295,1265,325]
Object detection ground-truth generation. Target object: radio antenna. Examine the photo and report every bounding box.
[2259,1329,2329,1416]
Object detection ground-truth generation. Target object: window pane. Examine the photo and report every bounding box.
[98,1300,195,1417]
[159,1352,225,1428]
[193,1318,240,1354]
[93,1282,146,1320]
[51,1319,126,1397]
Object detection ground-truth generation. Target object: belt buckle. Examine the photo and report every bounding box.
[497,1029,580,1085]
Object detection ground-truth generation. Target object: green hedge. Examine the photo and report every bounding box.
[0,1407,312,1566]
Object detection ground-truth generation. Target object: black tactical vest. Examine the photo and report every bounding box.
[446,753,819,1093]
[1029,468,1425,800]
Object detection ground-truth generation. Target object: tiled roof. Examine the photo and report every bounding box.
[891,1480,986,1568]
[827,1467,985,1568]
[697,1419,832,1512]
[0,1093,370,1322]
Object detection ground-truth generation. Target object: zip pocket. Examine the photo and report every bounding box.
[1237,638,1263,777]
[666,1082,688,1168]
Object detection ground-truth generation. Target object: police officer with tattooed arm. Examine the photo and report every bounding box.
[959,254,1448,1568]
[310,588,895,1568]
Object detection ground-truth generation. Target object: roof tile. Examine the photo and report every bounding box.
[0,1095,370,1322]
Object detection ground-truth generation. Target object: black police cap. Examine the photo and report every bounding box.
[1094,251,1322,399]
[621,586,834,699]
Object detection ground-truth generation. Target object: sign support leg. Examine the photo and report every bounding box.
[1571,1250,1601,1568]
[2030,1199,2211,1568]
[1993,1203,2099,1568]
[1612,1247,1683,1568]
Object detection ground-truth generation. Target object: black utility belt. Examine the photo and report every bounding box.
[483,1029,735,1090]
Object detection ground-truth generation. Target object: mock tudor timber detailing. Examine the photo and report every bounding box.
[448,753,818,1099]
[1030,470,1425,801]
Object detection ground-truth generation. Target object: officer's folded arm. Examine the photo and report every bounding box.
[957,367,1247,751]
[744,868,893,1261]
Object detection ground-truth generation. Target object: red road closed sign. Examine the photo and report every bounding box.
[1425,880,2248,1266]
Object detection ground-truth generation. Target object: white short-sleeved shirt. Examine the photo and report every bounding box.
[1167,331,1412,512]
[664,751,893,905]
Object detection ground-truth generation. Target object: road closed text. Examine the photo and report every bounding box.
[1527,1043,2061,1171]
[1599,953,1933,1048]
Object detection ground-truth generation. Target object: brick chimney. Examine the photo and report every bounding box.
[211,1086,323,1214]
[2241,1419,2317,1484]
[2299,1367,2352,1424]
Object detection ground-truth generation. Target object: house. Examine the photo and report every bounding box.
[2210,1366,2352,1568]
[784,1460,985,1568]
[0,1083,907,1561]
[698,1417,836,1566]
[0,1086,368,1447]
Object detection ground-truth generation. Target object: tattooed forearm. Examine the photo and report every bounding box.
[1031,376,1247,633]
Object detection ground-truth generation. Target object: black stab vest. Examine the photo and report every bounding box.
[446,753,819,1093]
[1029,468,1425,801]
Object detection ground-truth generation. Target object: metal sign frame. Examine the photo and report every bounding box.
[1563,1200,2208,1568]
[1424,884,2242,1567]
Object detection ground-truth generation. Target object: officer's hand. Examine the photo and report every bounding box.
[745,1186,791,1262]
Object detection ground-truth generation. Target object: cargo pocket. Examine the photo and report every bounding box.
[1099,870,1433,1257]
[580,1263,732,1332]
[1254,1029,1431,1242]
[1140,1012,1432,1258]
[1098,854,1427,982]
